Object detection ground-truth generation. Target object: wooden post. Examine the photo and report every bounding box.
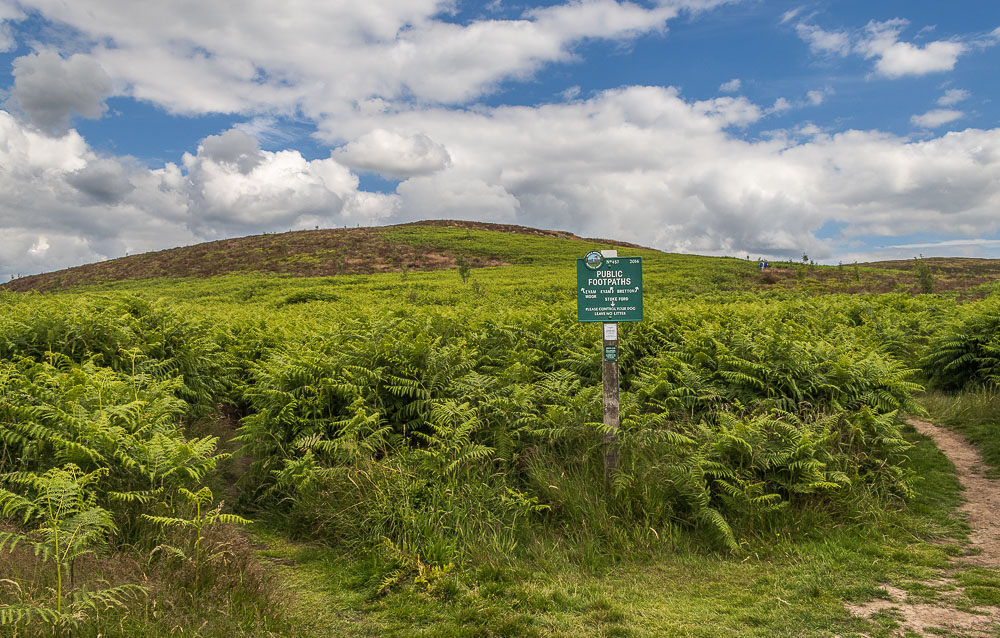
[602,321,620,482]
[600,248,621,485]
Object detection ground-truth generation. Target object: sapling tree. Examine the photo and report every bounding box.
[456,257,471,283]
[912,256,935,294]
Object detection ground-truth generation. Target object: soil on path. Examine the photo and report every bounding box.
[911,420,1000,569]
[846,419,1000,636]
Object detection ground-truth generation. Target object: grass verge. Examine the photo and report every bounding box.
[250,427,967,637]
[0,524,299,637]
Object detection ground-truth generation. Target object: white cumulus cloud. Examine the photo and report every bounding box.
[938,89,970,106]
[9,52,113,135]
[198,129,265,175]
[793,16,982,79]
[719,78,741,93]
[66,159,136,204]
[911,109,964,129]
[335,129,451,179]
[10,0,696,120]
[770,97,792,114]
[182,132,387,235]
[0,0,23,52]
[27,236,49,257]
[318,86,1000,262]
[806,88,831,105]
[795,22,851,56]
[0,113,395,276]
[866,39,966,78]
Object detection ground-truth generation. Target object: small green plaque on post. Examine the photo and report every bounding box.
[577,256,643,323]
[604,345,618,362]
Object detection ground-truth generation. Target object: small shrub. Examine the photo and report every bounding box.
[456,257,471,283]
[276,289,338,306]
[912,257,935,294]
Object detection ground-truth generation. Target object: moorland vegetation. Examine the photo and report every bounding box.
[1,223,999,636]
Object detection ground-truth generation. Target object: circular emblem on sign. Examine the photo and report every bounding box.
[584,251,604,270]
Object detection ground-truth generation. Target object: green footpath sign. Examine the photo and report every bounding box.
[577,253,643,322]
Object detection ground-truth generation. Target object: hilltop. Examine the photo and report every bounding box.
[1,220,647,293]
[2,219,999,297]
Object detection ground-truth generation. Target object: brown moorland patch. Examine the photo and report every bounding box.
[0,220,644,293]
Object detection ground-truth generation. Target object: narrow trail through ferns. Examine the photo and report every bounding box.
[846,418,1000,637]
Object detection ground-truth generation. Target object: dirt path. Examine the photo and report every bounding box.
[911,419,1000,569]
[846,419,1000,636]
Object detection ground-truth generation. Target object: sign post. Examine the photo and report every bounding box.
[577,251,643,483]
[602,319,621,479]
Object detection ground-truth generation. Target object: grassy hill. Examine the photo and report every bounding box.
[1,220,645,293]
[4,219,998,298]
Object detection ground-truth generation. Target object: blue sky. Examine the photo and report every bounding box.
[1,0,999,277]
